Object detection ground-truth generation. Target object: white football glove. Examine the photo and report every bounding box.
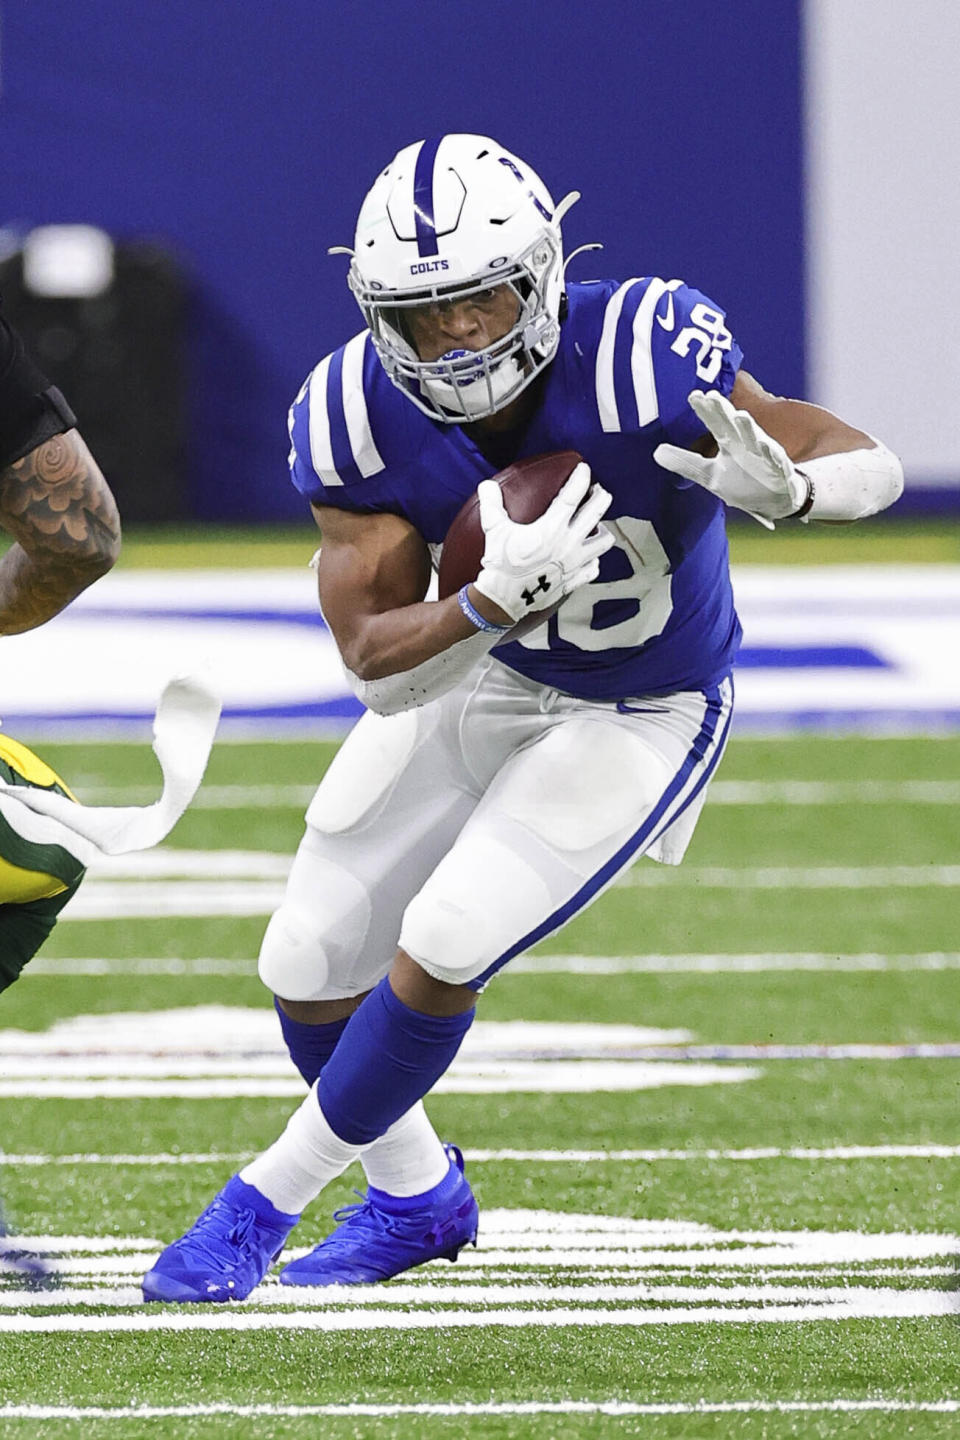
[654,390,808,530]
[473,461,614,623]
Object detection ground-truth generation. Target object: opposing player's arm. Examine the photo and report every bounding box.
[657,370,903,527]
[0,429,121,634]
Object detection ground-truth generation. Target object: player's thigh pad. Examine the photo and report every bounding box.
[259,703,478,1002]
[400,716,676,985]
[302,707,420,836]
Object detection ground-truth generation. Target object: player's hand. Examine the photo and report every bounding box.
[473,462,614,622]
[653,390,809,529]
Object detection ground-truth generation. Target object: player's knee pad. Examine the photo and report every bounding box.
[399,833,553,986]
[258,904,333,1002]
[257,850,373,1002]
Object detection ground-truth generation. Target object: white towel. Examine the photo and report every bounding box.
[0,676,221,869]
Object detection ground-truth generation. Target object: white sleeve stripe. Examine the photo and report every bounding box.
[596,279,641,433]
[287,374,309,468]
[307,356,343,487]
[341,333,385,479]
[630,278,670,429]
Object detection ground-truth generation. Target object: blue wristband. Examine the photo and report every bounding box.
[457,584,512,634]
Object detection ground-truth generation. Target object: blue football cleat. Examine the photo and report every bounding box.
[279,1144,478,1287]
[142,1175,299,1303]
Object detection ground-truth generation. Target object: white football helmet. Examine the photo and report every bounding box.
[332,134,580,423]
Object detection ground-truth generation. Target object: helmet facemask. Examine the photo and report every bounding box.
[349,230,564,423]
[335,135,579,424]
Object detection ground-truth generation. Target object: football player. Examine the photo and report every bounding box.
[0,302,220,1282]
[0,299,121,982]
[143,134,903,1303]
[0,298,119,1278]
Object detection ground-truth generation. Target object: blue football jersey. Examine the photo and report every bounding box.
[288,278,744,699]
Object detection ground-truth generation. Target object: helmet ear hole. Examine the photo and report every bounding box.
[345,134,572,423]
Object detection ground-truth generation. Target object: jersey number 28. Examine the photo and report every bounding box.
[670,303,733,386]
[517,517,673,654]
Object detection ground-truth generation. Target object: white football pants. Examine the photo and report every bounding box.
[259,658,733,998]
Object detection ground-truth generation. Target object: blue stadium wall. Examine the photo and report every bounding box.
[0,1,805,520]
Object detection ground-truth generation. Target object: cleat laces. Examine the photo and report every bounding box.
[329,1193,410,1242]
[180,1200,260,1272]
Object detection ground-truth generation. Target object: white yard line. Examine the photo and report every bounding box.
[4,1293,959,1332]
[67,779,960,808]
[49,863,960,924]
[83,851,290,879]
[31,951,960,976]
[4,1215,954,1333]
[55,882,287,920]
[2,1401,960,1419]
[510,952,960,974]
[0,1044,952,1102]
[3,1266,954,1299]
[73,785,319,809]
[5,1219,955,1270]
[1,1282,953,1310]
[0,1064,758,1101]
[29,958,260,976]
[710,780,960,805]
[7,1144,960,1166]
[0,1236,159,1252]
[620,865,960,889]
[7,1217,953,1257]
[466,1144,960,1162]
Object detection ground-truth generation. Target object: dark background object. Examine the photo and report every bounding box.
[0,242,187,523]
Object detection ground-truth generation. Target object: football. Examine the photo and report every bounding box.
[437,450,585,640]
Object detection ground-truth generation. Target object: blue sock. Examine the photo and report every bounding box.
[274,997,348,1086]
[317,976,475,1145]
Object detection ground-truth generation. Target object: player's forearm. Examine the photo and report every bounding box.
[0,541,117,634]
[764,398,873,464]
[0,431,121,633]
[729,377,873,465]
[336,587,507,682]
[335,588,516,716]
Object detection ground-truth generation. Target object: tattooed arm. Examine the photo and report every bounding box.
[0,428,121,634]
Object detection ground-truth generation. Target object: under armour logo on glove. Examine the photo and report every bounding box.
[521,575,552,607]
[473,467,614,623]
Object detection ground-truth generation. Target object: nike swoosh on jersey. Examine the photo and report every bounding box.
[655,291,675,332]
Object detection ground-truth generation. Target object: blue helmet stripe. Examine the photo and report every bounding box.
[498,155,553,221]
[413,137,442,258]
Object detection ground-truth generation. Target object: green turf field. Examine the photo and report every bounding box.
[0,724,958,1439]
[102,514,960,569]
[0,521,958,1437]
